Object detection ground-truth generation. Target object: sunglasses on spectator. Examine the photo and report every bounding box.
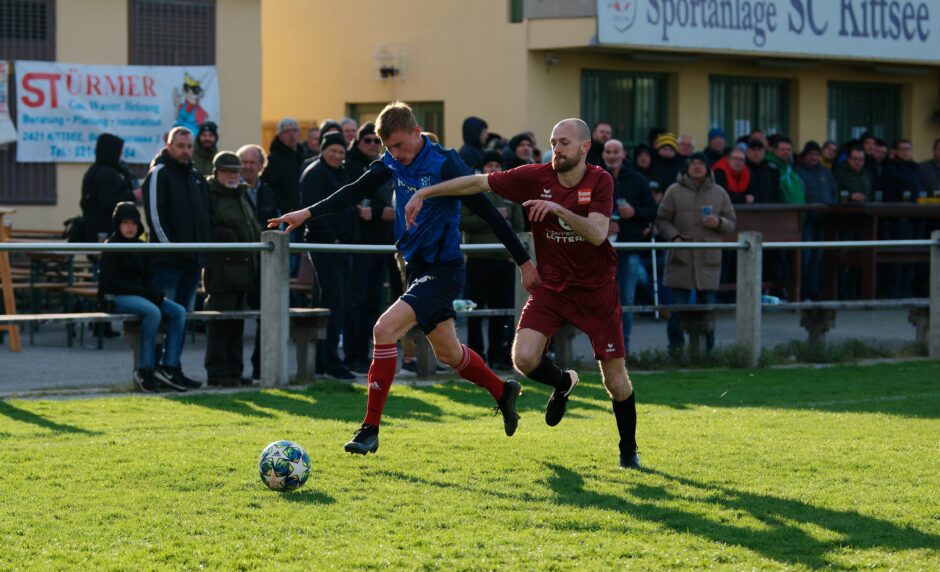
[362,137,381,144]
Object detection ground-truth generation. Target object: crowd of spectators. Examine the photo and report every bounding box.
[81,112,940,390]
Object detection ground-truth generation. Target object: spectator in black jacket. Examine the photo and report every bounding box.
[586,121,612,166]
[879,139,926,298]
[141,127,211,319]
[81,133,140,243]
[649,132,683,202]
[505,132,535,169]
[744,138,778,203]
[343,123,395,374]
[300,132,357,380]
[458,116,488,170]
[604,139,656,354]
[263,117,305,214]
[99,202,189,393]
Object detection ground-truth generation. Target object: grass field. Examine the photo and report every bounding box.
[1,361,938,570]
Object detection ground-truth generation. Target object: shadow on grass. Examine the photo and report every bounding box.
[279,488,336,505]
[0,400,98,435]
[170,383,446,423]
[409,378,610,415]
[637,362,940,419]
[545,462,938,568]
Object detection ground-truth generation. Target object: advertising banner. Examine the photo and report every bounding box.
[14,61,219,163]
[597,0,940,64]
[0,62,16,146]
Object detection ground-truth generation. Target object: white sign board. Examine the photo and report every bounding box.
[14,61,219,163]
[597,0,940,64]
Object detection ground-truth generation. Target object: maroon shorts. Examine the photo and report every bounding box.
[517,281,625,361]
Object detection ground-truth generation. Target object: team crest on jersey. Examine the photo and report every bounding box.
[577,188,592,204]
[420,176,432,187]
[541,188,552,198]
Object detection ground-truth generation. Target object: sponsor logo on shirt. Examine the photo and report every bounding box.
[577,188,592,204]
[541,188,553,198]
[545,229,585,244]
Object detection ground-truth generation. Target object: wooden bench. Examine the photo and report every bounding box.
[0,308,330,382]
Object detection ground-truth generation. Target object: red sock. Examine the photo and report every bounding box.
[455,344,505,401]
[363,344,398,426]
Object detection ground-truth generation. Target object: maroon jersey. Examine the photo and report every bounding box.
[488,162,617,292]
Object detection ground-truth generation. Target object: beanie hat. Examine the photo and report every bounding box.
[319,120,341,140]
[356,122,376,142]
[707,127,726,142]
[212,151,241,170]
[654,132,678,150]
[801,140,821,156]
[197,121,219,140]
[685,151,711,173]
[508,132,534,153]
[320,131,346,153]
[482,150,504,168]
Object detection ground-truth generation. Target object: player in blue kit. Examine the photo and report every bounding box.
[269,101,540,455]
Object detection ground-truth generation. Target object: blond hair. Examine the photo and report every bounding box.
[376,101,418,141]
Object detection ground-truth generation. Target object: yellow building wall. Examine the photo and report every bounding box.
[8,0,262,231]
[261,0,528,149]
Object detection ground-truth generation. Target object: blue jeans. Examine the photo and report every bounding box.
[113,295,186,370]
[617,253,642,353]
[667,288,716,350]
[151,265,200,311]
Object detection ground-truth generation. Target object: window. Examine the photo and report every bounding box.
[509,0,524,23]
[128,0,216,65]
[827,81,901,144]
[0,0,56,205]
[581,70,667,150]
[347,101,445,145]
[709,76,790,141]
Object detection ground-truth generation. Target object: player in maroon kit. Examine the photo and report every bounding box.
[405,118,640,469]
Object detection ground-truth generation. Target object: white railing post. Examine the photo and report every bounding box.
[736,231,763,367]
[930,230,940,359]
[260,230,290,387]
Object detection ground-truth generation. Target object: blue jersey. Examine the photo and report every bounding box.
[379,135,470,265]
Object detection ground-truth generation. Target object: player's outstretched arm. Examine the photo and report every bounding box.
[268,166,392,231]
[404,174,491,229]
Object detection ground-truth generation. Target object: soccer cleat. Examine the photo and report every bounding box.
[545,370,579,427]
[494,379,522,437]
[344,424,380,455]
[619,449,642,470]
[134,369,161,393]
[157,366,202,390]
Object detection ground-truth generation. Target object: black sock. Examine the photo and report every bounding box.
[526,355,569,391]
[612,392,637,453]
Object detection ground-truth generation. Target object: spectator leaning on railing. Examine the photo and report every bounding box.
[98,202,190,393]
[834,146,872,203]
[656,152,736,352]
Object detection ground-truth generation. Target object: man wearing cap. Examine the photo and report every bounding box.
[649,132,683,202]
[300,131,358,380]
[204,151,262,386]
[656,152,736,352]
[704,128,727,164]
[193,121,219,177]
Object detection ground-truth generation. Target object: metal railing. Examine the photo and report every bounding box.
[2,231,939,378]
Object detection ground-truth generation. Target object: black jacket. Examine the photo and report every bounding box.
[300,159,357,244]
[345,146,394,244]
[141,148,212,268]
[81,134,136,241]
[745,158,779,203]
[458,116,487,170]
[263,136,305,214]
[609,162,657,245]
[98,202,162,305]
[880,158,925,203]
[648,154,683,196]
[586,140,604,166]
[245,179,279,228]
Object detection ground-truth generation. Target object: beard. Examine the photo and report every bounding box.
[552,149,582,173]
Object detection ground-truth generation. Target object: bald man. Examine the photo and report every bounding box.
[405,118,641,470]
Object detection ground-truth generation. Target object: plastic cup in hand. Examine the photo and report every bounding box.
[840,190,849,204]
[701,205,713,218]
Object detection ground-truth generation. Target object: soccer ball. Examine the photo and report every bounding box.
[258,440,311,491]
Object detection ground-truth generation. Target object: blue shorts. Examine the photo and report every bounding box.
[400,261,465,334]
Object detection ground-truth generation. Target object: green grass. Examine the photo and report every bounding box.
[1,362,938,570]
